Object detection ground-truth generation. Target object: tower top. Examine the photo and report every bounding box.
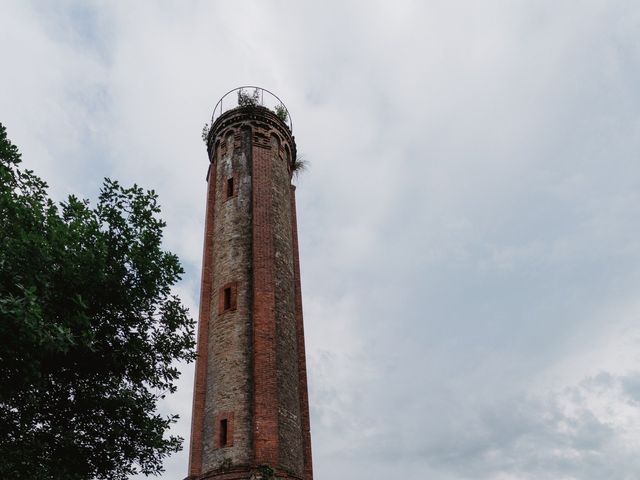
[205,86,296,169]
[210,86,293,131]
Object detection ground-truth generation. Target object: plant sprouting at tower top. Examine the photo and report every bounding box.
[237,88,288,122]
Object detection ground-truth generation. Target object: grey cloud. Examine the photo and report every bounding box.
[3,1,640,480]
[342,374,639,479]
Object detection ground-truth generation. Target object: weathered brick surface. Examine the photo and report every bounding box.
[188,156,218,477]
[252,128,279,467]
[202,128,254,473]
[290,186,313,480]
[271,136,303,475]
[187,106,312,480]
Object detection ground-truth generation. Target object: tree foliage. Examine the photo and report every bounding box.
[237,87,260,107]
[274,104,288,123]
[0,123,195,479]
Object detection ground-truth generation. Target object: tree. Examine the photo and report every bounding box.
[0,123,196,479]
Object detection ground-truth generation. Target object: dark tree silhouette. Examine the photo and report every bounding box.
[0,123,195,479]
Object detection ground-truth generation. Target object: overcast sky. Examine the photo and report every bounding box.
[3,1,640,479]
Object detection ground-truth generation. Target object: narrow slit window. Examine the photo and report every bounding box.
[223,287,231,311]
[219,283,237,314]
[219,419,228,447]
[226,177,234,198]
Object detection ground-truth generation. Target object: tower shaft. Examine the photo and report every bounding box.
[187,103,312,480]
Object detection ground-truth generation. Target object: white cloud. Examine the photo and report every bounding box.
[3,1,640,479]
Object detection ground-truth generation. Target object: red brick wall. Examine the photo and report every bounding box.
[187,106,312,480]
[251,127,279,467]
[290,185,313,480]
[271,135,303,475]
[188,153,217,477]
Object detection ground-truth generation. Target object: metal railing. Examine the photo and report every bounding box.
[210,86,293,131]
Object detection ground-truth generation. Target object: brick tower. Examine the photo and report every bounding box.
[186,87,312,480]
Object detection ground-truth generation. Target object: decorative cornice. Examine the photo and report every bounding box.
[207,106,296,161]
[190,465,304,480]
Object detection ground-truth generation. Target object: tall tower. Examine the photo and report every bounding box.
[186,87,312,480]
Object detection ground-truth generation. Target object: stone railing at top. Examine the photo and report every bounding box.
[210,86,293,132]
